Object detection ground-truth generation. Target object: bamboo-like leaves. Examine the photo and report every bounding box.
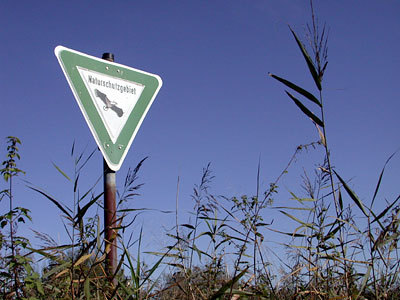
[314,121,326,146]
[267,227,311,238]
[29,186,73,219]
[338,189,343,211]
[289,26,321,90]
[279,210,315,229]
[120,237,175,297]
[269,73,321,107]
[52,162,71,181]
[356,265,372,300]
[286,91,324,127]
[74,252,93,268]
[42,261,71,279]
[270,26,326,131]
[333,170,368,217]
[74,192,103,227]
[371,151,398,207]
[209,267,248,300]
[371,194,400,225]
[323,221,344,242]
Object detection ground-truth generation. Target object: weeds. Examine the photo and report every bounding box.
[1,2,399,299]
[0,136,37,299]
[268,1,400,299]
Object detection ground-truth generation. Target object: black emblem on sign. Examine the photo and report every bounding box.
[94,89,124,117]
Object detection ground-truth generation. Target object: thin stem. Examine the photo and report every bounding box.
[9,175,19,297]
[319,91,338,213]
[175,176,180,247]
[253,158,261,287]
[256,241,275,295]
[367,216,379,299]
[70,160,77,299]
[189,209,199,271]
[9,175,14,258]
[319,90,352,296]
[228,227,252,299]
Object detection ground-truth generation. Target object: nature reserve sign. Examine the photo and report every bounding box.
[55,46,162,171]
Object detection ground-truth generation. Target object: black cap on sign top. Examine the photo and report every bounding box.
[102,52,114,62]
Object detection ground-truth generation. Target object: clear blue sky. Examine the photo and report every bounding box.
[1,0,400,262]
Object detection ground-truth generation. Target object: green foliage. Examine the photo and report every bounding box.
[268,3,400,299]
[1,136,25,182]
[1,3,400,300]
[0,137,40,300]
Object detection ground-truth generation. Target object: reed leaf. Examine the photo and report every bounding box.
[181,223,195,230]
[118,208,173,214]
[123,244,139,296]
[372,151,398,207]
[76,148,97,173]
[29,186,73,219]
[136,227,143,292]
[269,73,321,106]
[289,192,317,203]
[371,194,400,225]
[286,91,324,127]
[78,187,94,203]
[273,206,313,211]
[209,267,248,300]
[356,265,372,300]
[289,26,321,90]
[283,244,316,250]
[74,192,103,226]
[74,252,93,268]
[42,261,72,279]
[71,140,75,156]
[139,247,172,290]
[333,170,368,217]
[279,210,315,228]
[52,162,70,181]
[267,227,311,238]
[323,222,344,241]
[97,215,101,252]
[144,251,179,258]
[216,237,232,250]
[372,165,385,209]
[55,269,69,279]
[73,173,79,193]
[338,189,343,211]
[189,244,213,260]
[314,121,326,146]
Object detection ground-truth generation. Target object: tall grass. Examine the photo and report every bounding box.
[1,2,399,299]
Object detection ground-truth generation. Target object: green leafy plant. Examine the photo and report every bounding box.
[269,2,400,299]
[0,136,41,299]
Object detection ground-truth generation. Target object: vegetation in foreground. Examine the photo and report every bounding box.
[1,4,399,299]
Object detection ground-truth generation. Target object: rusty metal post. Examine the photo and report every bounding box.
[102,52,117,281]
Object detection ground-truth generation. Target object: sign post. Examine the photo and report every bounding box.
[101,52,118,281]
[55,46,162,282]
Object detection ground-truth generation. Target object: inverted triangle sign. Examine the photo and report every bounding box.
[55,46,162,171]
[77,67,145,144]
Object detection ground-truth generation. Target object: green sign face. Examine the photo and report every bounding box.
[55,46,162,171]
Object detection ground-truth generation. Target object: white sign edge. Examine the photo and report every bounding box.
[54,45,163,171]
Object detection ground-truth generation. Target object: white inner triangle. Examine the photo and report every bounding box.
[77,67,145,144]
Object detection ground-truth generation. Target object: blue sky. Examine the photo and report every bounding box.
[1,0,400,263]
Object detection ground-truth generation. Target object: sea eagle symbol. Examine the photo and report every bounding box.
[94,89,124,118]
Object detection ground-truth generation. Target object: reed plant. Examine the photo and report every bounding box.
[1,2,399,299]
[268,2,400,299]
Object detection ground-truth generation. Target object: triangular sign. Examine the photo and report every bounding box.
[55,46,162,171]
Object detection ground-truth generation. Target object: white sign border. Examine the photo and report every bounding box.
[54,45,163,171]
